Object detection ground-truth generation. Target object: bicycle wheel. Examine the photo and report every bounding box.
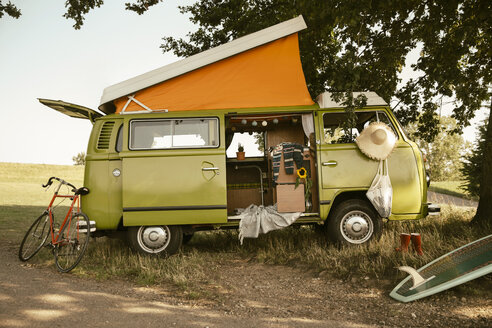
[19,212,51,261]
[54,212,90,273]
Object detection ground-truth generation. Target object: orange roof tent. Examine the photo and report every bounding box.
[99,16,314,114]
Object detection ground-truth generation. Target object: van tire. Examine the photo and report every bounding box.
[326,199,382,246]
[128,225,183,257]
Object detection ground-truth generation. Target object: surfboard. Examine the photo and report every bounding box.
[390,234,492,302]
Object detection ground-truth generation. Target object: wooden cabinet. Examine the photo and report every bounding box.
[276,184,305,212]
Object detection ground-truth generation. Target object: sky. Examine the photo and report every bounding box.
[0,0,197,164]
[0,1,488,165]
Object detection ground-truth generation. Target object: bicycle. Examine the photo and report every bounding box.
[18,177,92,273]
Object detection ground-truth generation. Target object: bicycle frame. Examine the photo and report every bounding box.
[46,182,81,246]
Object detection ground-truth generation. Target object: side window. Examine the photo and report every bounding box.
[115,125,123,153]
[323,112,358,144]
[129,118,219,150]
[323,111,397,144]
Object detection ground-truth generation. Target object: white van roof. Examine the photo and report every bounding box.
[99,16,307,112]
[316,92,387,108]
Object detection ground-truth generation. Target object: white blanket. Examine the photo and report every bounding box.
[238,205,302,244]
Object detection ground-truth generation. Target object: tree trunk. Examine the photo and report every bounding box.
[472,111,492,226]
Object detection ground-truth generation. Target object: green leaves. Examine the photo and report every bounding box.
[2,1,164,29]
[62,0,163,29]
[159,1,490,144]
[125,0,163,15]
[0,1,21,19]
[62,0,104,30]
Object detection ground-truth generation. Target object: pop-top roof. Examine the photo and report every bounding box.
[316,92,388,108]
[99,16,313,114]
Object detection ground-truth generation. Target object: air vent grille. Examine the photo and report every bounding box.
[97,121,115,150]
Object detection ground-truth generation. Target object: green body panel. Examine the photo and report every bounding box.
[82,103,427,230]
[320,143,379,189]
[317,188,425,221]
[82,160,109,227]
[120,112,227,226]
[387,115,428,212]
[121,151,227,226]
[316,108,424,218]
[82,120,107,228]
[82,119,123,230]
[124,209,226,226]
[106,157,123,230]
[318,189,337,219]
[406,139,428,210]
[389,212,425,221]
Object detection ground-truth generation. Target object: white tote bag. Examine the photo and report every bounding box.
[366,159,392,217]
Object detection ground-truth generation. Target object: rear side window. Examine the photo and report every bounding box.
[129,118,219,150]
[115,125,123,152]
[323,111,397,144]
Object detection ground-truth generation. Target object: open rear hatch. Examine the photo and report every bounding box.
[38,98,104,123]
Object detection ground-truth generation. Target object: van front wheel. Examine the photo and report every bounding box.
[128,225,183,256]
[327,199,382,246]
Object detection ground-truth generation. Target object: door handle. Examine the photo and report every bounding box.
[322,161,337,167]
[202,167,220,174]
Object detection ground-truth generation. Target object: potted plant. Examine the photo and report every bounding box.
[236,143,245,160]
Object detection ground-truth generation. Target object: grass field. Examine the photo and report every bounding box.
[0,162,84,206]
[1,162,489,298]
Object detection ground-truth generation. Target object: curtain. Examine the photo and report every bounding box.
[301,113,314,138]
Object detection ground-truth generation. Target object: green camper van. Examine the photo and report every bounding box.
[39,16,437,256]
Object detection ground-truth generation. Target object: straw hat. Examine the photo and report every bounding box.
[356,122,397,160]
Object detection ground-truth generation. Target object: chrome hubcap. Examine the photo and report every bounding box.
[137,226,171,253]
[340,211,373,244]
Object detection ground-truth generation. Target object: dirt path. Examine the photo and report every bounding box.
[427,191,478,208]
[1,240,490,328]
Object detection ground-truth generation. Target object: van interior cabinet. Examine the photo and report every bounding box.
[226,159,271,215]
[276,184,305,212]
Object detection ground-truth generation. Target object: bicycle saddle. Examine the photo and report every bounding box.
[74,187,90,195]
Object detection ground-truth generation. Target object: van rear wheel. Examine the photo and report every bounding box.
[128,225,183,256]
[327,199,382,246]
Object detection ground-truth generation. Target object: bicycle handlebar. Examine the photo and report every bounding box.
[42,177,77,191]
[42,176,57,188]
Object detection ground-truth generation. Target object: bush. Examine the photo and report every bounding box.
[461,119,488,197]
[406,116,467,181]
[72,152,86,166]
